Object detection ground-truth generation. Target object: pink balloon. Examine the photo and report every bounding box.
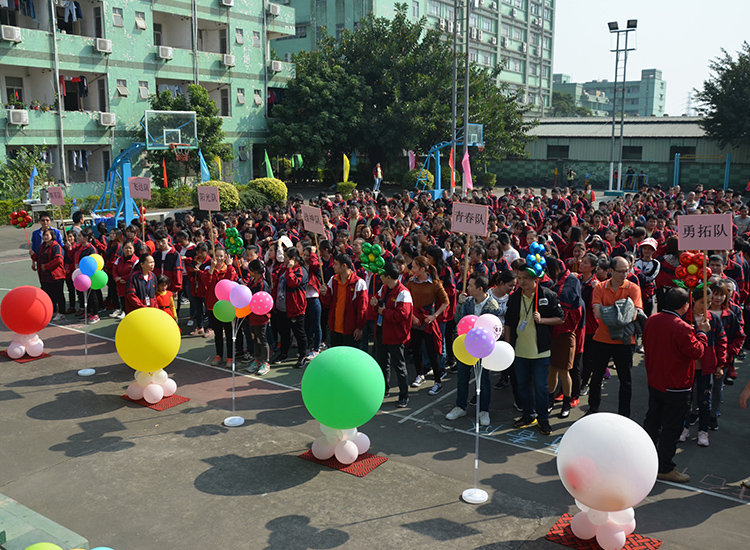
[622,518,636,536]
[334,439,359,465]
[215,279,238,302]
[475,313,503,340]
[352,432,370,455]
[464,326,496,358]
[74,274,91,292]
[596,520,626,550]
[161,377,177,397]
[142,383,164,404]
[127,381,145,400]
[25,338,44,357]
[311,437,336,460]
[250,291,274,315]
[229,284,253,309]
[457,314,478,336]
[570,511,597,540]
[7,342,25,359]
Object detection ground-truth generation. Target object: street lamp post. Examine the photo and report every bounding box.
[607,20,637,193]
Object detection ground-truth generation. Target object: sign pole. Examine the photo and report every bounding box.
[462,359,488,504]
[462,239,471,294]
[224,318,245,427]
[703,250,708,306]
[77,290,95,376]
[141,198,145,243]
[209,210,215,258]
[58,205,67,240]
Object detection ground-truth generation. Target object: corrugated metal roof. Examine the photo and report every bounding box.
[528,116,706,138]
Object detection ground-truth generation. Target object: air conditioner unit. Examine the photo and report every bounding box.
[267,3,281,16]
[470,27,477,39]
[222,54,235,67]
[99,112,116,126]
[1,25,22,43]
[479,0,484,5]
[501,36,508,47]
[158,46,173,60]
[438,18,445,30]
[521,42,527,53]
[8,109,29,125]
[447,21,454,33]
[270,60,283,72]
[222,0,234,6]
[491,1,497,9]
[491,36,497,45]
[477,29,483,40]
[534,17,542,26]
[95,38,112,53]
[511,8,517,17]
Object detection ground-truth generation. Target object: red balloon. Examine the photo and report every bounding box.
[692,254,705,268]
[10,218,18,226]
[24,216,32,225]
[10,212,18,220]
[0,286,54,335]
[684,275,700,288]
[679,252,693,266]
[18,210,27,217]
[706,267,713,278]
[675,266,687,279]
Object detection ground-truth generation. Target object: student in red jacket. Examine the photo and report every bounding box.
[320,253,368,348]
[188,243,212,337]
[71,227,101,323]
[200,246,237,367]
[643,287,707,484]
[373,261,413,408]
[111,240,138,319]
[104,228,123,310]
[243,259,272,376]
[153,230,183,294]
[126,253,157,313]
[33,228,66,321]
[270,247,309,368]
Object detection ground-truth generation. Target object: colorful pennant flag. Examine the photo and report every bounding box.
[343,154,351,183]
[462,150,473,191]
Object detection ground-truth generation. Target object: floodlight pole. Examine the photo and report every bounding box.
[451,0,458,194]
[462,0,471,197]
[607,21,636,193]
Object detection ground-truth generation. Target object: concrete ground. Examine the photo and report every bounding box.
[1,214,749,550]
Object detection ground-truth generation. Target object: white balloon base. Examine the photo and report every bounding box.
[462,488,488,504]
[78,368,95,376]
[224,415,245,427]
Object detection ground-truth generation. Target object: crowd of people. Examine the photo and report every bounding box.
[27,181,750,485]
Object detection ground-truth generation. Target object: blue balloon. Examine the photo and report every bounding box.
[79,255,98,276]
[539,256,547,266]
[526,254,536,265]
[534,264,544,276]
[529,242,541,255]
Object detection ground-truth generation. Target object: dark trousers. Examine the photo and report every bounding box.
[410,328,442,382]
[66,278,77,309]
[106,276,118,306]
[456,361,490,411]
[688,373,712,432]
[445,320,456,365]
[193,297,206,329]
[250,324,270,363]
[41,280,66,314]
[235,317,253,354]
[514,356,550,421]
[330,331,357,348]
[376,333,408,400]
[588,340,633,417]
[276,311,308,359]
[321,307,330,345]
[643,386,690,474]
[571,352,583,399]
[209,309,234,360]
[580,334,596,388]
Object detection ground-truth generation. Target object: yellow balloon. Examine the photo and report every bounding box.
[368,253,376,262]
[687,264,698,275]
[452,334,478,366]
[535,254,541,262]
[115,308,181,372]
[90,253,105,271]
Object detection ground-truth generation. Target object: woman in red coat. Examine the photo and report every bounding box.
[200,246,237,367]
[111,240,139,319]
[33,228,66,321]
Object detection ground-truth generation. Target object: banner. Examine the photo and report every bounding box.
[264,150,274,179]
[199,150,211,183]
[128,177,152,200]
[214,155,222,181]
[198,186,221,211]
[451,202,489,236]
[300,205,326,235]
[448,147,455,189]
[462,150,473,191]
[408,150,416,171]
[343,154,350,183]
[162,158,168,189]
[677,213,733,251]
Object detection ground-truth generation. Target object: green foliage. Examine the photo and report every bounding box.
[0,198,25,224]
[193,181,240,211]
[402,168,434,190]
[276,158,293,181]
[247,177,288,204]
[142,84,234,187]
[238,185,272,210]
[696,41,750,150]
[440,168,460,187]
[0,146,51,200]
[551,91,592,117]
[336,181,357,198]
[80,195,102,214]
[476,172,497,188]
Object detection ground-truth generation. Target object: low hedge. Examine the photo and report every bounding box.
[336,181,357,198]
[402,168,435,190]
[193,181,240,211]
[247,177,288,204]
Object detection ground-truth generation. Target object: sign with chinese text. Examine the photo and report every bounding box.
[678,213,732,251]
[128,177,152,200]
[198,186,221,211]
[48,186,65,206]
[451,202,489,236]
[300,205,326,235]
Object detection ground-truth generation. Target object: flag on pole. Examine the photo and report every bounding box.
[408,150,416,171]
[351,151,357,167]
[462,150,473,191]
[264,150,274,179]
[28,166,38,199]
[162,158,168,188]
[214,156,222,181]
[343,154,351,183]
[448,148,455,189]
[198,150,211,182]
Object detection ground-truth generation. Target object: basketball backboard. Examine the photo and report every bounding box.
[466,123,484,148]
[143,110,198,150]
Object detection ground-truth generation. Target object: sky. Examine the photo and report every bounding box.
[553,0,748,116]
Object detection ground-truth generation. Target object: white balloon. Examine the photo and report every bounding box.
[135,371,153,387]
[334,440,359,465]
[152,369,169,384]
[7,342,25,359]
[142,383,164,404]
[341,428,358,441]
[127,381,145,401]
[161,378,177,397]
[570,510,597,540]
[352,432,371,454]
[19,333,34,345]
[587,508,609,526]
[72,268,82,280]
[319,424,336,436]
[482,340,515,372]
[575,499,590,512]
[475,313,503,340]
[311,437,336,460]
[622,518,636,536]
[609,508,635,526]
[25,338,44,357]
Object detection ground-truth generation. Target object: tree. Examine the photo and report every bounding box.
[551,91,592,117]
[141,84,234,187]
[696,42,750,150]
[0,146,50,200]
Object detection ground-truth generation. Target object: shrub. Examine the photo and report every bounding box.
[402,168,435,190]
[193,180,240,211]
[239,185,271,210]
[318,168,335,186]
[155,188,178,209]
[476,172,497,188]
[336,181,357,198]
[0,198,24,225]
[247,177,288,204]
[440,169,461,188]
[175,186,194,207]
[277,158,293,181]
[80,195,102,214]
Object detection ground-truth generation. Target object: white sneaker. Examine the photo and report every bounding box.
[187,319,195,327]
[679,427,690,442]
[479,411,491,426]
[117,311,126,320]
[411,375,425,388]
[108,309,121,318]
[697,430,709,447]
[52,313,65,322]
[446,406,466,420]
[305,351,318,361]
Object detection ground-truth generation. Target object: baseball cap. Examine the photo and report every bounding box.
[640,238,658,250]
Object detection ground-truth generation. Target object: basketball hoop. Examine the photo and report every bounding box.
[477,145,485,153]
[169,143,190,163]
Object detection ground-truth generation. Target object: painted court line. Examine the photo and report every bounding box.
[397,386,458,424]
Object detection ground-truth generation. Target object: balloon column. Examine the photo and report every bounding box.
[116,308,181,403]
[452,313,515,372]
[360,242,385,274]
[73,254,108,292]
[224,227,244,257]
[301,347,383,464]
[557,413,658,550]
[673,252,710,291]
[0,286,53,358]
[525,242,546,277]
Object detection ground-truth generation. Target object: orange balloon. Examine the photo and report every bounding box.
[235,304,252,318]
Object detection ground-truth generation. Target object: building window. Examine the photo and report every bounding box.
[94,6,103,38]
[253,30,261,47]
[543,36,551,49]
[529,62,538,75]
[138,81,149,99]
[134,11,147,30]
[102,150,111,175]
[482,18,493,32]
[219,28,228,54]
[543,7,551,19]
[547,145,569,159]
[235,28,244,44]
[237,88,245,105]
[470,14,478,27]
[512,27,523,40]
[514,0,524,7]
[530,32,539,45]
[622,146,642,161]
[238,146,248,161]
[510,58,522,72]
[153,23,162,46]
[98,79,107,111]
[295,25,306,38]
[116,79,129,97]
[469,49,478,62]
[220,88,230,117]
[481,52,493,66]
[5,76,23,104]
[542,65,550,77]
[112,7,123,27]
[412,0,419,17]
[428,0,440,16]
[254,89,263,105]
[530,2,540,15]
[501,23,510,37]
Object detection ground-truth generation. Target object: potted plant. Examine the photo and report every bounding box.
[40,103,50,112]
[31,100,40,110]
[7,96,24,109]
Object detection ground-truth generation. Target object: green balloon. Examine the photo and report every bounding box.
[301,347,385,429]
[375,257,385,268]
[361,242,372,254]
[225,227,238,238]
[360,253,368,263]
[373,244,383,256]
[213,299,236,322]
[90,269,108,290]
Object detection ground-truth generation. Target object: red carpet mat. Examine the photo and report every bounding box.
[121,394,190,411]
[0,350,51,363]
[299,449,388,477]
[546,513,661,550]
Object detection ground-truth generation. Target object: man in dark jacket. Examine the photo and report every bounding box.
[505,267,564,435]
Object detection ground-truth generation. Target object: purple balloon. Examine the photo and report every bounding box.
[229,284,253,308]
[464,326,496,359]
[74,274,91,292]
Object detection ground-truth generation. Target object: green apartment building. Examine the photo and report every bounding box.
[0,0,296,193]
[272,0,554,115]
